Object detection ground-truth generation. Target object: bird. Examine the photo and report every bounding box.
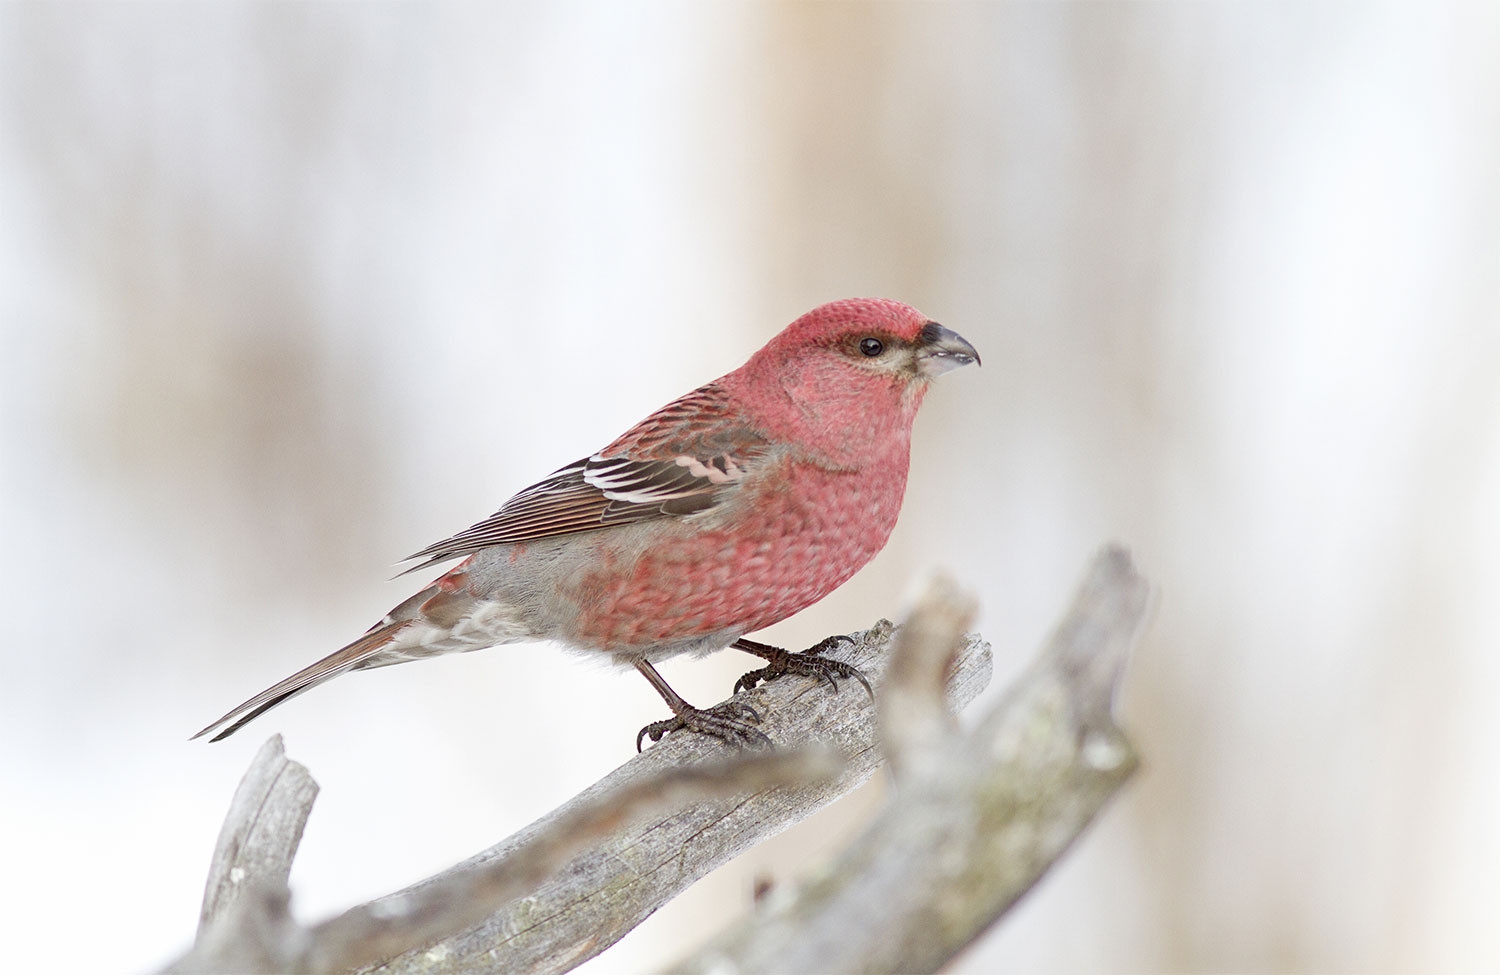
[193,298,979,748]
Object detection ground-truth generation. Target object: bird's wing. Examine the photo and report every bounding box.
[191,619,414,741]
[400,382,769,573]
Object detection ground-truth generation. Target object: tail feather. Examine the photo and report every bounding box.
[191,620,413,742]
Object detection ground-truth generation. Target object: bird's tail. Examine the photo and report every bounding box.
[190,620,414,742]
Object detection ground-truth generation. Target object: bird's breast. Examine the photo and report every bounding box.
[563,452,911,652]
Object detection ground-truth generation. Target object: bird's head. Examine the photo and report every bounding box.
[751,296,979,389]
[729,298,979,460]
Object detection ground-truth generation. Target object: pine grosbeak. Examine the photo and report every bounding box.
[195,298,978,747]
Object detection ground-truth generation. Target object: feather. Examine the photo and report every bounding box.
[190,620,413,741]
[399,382,769,573]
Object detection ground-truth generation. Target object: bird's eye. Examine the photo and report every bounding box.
[859,337,885,357]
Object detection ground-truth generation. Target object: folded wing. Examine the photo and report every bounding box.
[402,382,768,573]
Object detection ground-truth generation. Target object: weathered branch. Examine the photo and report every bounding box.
[308,748,844,974]
[360,623,991,975]
[876,570,977,779]
[674,545,1150,973]
[164,622,994,975]
[169,545,1146,975]
[179,734,318,973]
[197,734,319,932]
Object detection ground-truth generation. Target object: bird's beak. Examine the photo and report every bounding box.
[915,322,981,379]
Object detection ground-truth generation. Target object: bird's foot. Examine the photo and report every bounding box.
[731,636,873,699]
[636,700,770,752]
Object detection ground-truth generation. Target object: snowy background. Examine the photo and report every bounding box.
[2,3,1497,972]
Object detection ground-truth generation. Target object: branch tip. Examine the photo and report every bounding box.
[878,571,979,780]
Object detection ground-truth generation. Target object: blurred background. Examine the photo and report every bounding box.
[2,3,1497,972]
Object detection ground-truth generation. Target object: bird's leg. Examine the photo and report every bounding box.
[633,659,771,751]
[731,636,874,699]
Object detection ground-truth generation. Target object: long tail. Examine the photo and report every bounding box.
[191,620,414,742]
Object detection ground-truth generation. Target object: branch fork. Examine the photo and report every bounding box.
[166,546,1150,975]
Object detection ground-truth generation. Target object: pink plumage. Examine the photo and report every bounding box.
[194,298,978,746]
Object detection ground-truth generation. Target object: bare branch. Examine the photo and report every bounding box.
[163,623,994,975]
[303,749,844,974]
[360,624,991,975]
[877,572,977,780]
[675,544,1151,974]
[169,734,319,974]
[196,733,319,936]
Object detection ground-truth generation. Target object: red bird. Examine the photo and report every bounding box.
[194,298,978,748]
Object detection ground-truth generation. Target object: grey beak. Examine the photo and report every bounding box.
[916,322,981,378]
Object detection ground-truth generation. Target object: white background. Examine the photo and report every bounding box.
[2,3,1497,972]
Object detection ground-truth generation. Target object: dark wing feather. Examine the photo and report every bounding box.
[401,384,769,573]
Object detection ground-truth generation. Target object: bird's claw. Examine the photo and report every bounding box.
[731,635,873,700]
[635,700,770,752]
